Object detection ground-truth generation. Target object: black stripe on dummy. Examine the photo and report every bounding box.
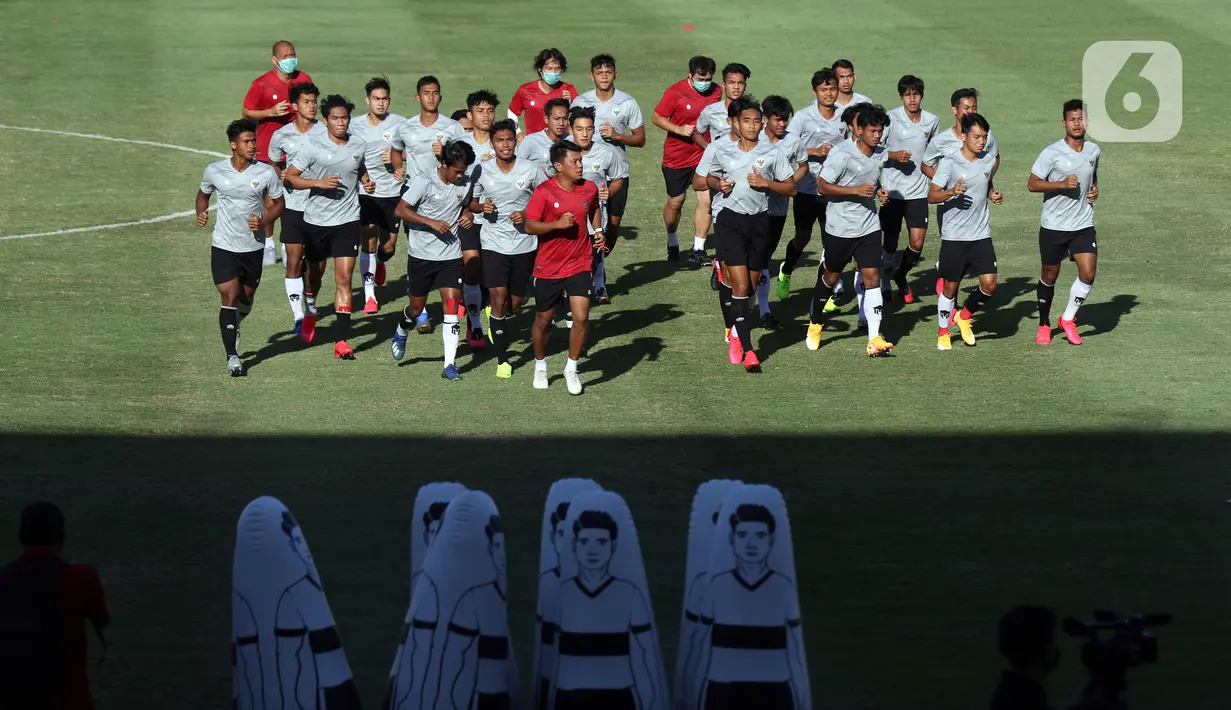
[558,631,631,657]
[309,626,343,654]
[711,623,788,650]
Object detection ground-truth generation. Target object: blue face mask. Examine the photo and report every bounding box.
[541,71,562,85]
[277,57,297,74]
[692,79,713,93]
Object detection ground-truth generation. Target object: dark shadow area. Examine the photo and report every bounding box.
[610,258,706,299]
[1082,293,1139,337]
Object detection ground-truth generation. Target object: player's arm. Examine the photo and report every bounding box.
[652,92,696,140]
[260,196,286,228]
[589,192,605,251]
[818,153,873,198]
[243,81,287,120]
[610,124,646,148]
[285,150,339,192]
[195,190,212,227]
[928,161,963,203]
[1027,152,1080,193]
[752,153,798,197]
[608,176,626,198]
[524,190,569,236]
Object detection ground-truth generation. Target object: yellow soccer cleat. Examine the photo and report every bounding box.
[955,313,977,346]
[937,333,952,351]
[805,323,824,351]
[866,335,894,357]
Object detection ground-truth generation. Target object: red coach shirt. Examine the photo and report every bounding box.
[244,69,315,162]
[654,78,721,169]
[510,79,579,134]
[527,178,599,280]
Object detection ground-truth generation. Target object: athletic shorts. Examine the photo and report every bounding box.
[820,230,882,273]
[880,198,928,253]
[702,681,794,710]
[407,255,464,298]
[359,195,400,234]
[534,271,592,312]
[211,246,263,287]
[305,221,362,262]
[458,223,482,252]
[938,237,998,282]
[792,192,826,238]
[662,165,696,198]
[482,250,535,296]
[279,208,309,245]
[1039,226,1097,265]
[607,176,629,217]
[716,211,772,271]
[553,688,635,710]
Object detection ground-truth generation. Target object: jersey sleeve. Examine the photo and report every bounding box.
[931,157,953,188]
[611,148,630,179]
[199,166,216,194]
[987,131,1001,158]
[653,87,675,118]
[525,184,549,221]
[531,167,549,188]
[922,137,943,166]
[1029,147,1054,180]
[818,149,846,184]
[267,133,286,163]
[265,167,285,199]
[390,118,406,151]
[401,175,428,207]
[243,78,265,111]
[509,85,526,118]
[290,143,314,173]
[626,99,645,129]
[772,146,794,181]
[695,144,717,177]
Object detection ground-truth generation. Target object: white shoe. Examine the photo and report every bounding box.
[533,370,549,389]
[263,241,277,266]
[565,370,583,395]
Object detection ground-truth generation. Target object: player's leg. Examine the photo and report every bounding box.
[805,233,850,351]
[391,258,431,362]
[564,283,591,395]
[758,215,787,327]
[439,280,463,380]
[359,199,381,313]
[530,278,562,389]
[212,248,246,376]
[936,239,963,350]
[893,199,929,304]
[951,240,997,347]
[333,254,357,359]
[281,211,308,333]
[262,195,278,265]
[460,221,485,348]
[855,232,892,356]
[661,166,688,260]
[1036,228,1065,344]
[690,189,712,264]
[1058,230,1097,345]
[780,193,820,296]
[606,175,628,254]
[879,200,903,302]
[377,228,397,286]
[299,227,328,344]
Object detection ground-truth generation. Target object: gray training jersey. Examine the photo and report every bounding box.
[883,106,940,201]
[786,101,848,195]
[696,134,735,218]
[200,159,284,252]
[818,141,889,237]
[472,159,547,255]
[923,125,1000,166]
[1030,138,1100,231]
[401,170,473,261]
[515,129,563,169]
[932,150,999,241]
[290,133,368,227]
[461,133,496,169]
[834,91,875,114]
[267,121,325,212]
[397,114,466,181]
[572,89,644,151]
[698,139,794,216]
[697,101,731,145]
[760,131,808,217]
[349,112,405,198]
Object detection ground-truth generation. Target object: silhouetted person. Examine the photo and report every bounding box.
[0,502,110,709]
[990,605,1059,710]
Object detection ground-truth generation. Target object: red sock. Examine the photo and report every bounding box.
[959,307,972,321]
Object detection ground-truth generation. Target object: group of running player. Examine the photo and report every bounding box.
[196,41,1101,386]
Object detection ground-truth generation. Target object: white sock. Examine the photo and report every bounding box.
[464,284,483,329]
[938,294,955,330]
[442,313,459,366]
[864,286,884,340]
[396,323,408,338]
[756,274,771,316]
[667,231,679,248]
[565,357,578,373]
[594,252,607,291]
[284,277,304,320]
[855,271,867,323]
[692,236,706,252]
[1062,279,1092,321]
[535,358,548,373]
[360,252,376,300]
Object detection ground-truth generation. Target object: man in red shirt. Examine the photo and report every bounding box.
[525,140,603,396]
[509,48,578,141]
[652,56,720,263]
[0,501,110,710]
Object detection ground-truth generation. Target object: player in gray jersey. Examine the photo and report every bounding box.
[699,99,797,373]
[929,113,1004,350]
[1028,99,1101,346]
[351,76,406,315]
[689,62,751,266]
[469,120,547,378]
[267,82,323,335]
[570,106,628,306]
[457,90,502,349]
[392,76,466,185]
[573,54,646,251]
[392,140,477,382]
[881,75,940,305]
[516,98,571,171]
[831,59,874,113]
[195,119,286,376]
[694,104,739,343]
[758,96,809,329]
[807,103,894,358]
[285,94,376,359]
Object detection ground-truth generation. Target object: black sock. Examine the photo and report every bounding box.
[894,247,922,286]
[809,276,836,325]
[963,288,992,316]
[336,308,351,341]
[718,282,734,329]
[782,240,804,275]
[1037,279,1055,326]
[220,307,239,358]
[400,306,416,332]
[377,246,396,263]
[490,315,508,364]
[731,296,753,352]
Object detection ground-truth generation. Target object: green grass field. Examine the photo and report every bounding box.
[2,1,1229,707]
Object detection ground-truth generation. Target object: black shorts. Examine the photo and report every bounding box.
[1039,226,1097,265]
[716,211,772,271]
[211,246,263,287]
[458,224,482,252]
[407,255,464,297]
[703,681,794,710]
[662,165,696,198]
[305,221,362,261]
[820,230,882,273]
[534,271,592,312]
[359,195,400,234]
[279,208,309,245]
[938,238,998,282]
[553,688,635,710]
[792,192,826,238]
[482,250,536,296]
[880,197,929,235]
[608,176,629,217]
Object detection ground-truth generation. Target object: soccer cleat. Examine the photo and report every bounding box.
[728,331,744,364]
[667,244,680,261]
[1036,325,1053,345]
[824,295,840,313]
[565,370,583,395]
[441,364,462,381]
[391,331,407,361]
[364,297,379,314]
[760,312,779,329]
[937,333,952,351]
[375,262,387,286]
[227,356,246,377]
[263,241,277,266]
[776,268,791,299]
[533,370,549,389]
[866,335,895,357]
[415,311,433,334]
[467,326,486,350]
[900,285,915,304]
[955,313,977,346]
[689,248,708,265]
[805,323,824,351]
[299,315,317,343]
[495,362,513,379]
[1058,317,1083,345]
[334,340,355,359]
[596,287,610,305]
[484,306,493,342]
[292,319,303,336]
[742,350,762,373]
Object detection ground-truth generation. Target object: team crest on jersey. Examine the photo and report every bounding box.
[582,201,589,208]
[516,179,527,189]
[435,132,448,143]
[249,178,261,190]
[612,107,622,117]
[591,161,602,172]
[382,131,394,142]
[352,153,361,163]
[754,156,767,169]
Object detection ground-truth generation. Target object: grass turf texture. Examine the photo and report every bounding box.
[1,0,1229,707]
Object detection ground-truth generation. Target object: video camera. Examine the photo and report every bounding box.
[1063,610,1171,708]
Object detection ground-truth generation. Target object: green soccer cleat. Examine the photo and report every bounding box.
[496,362,512,379]
[776,268,791,299]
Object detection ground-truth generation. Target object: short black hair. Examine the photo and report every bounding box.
[544,97,571,117]
[320,94,354,118]
[365,75,390,96]
[951,87,979,108]
[290,82,319,104]
[762,95,794,122]
[728,503,776,534]
[855,103,891,130]
[688,55,717,76]
[831,58,855,72]
[20,501,65,547]
[897,74,925,97]
[467,89,499,111]
[534,48,568,73]
[721,62,751,81]
[423,501,449,531]
[450,109,470,122]
[1063,98,1086,118]
[417,75,441,93]
[729,98,762,119]
[550,501,572,532]
[999,605,1057,669]
[811,68,837,90]
[841,102,866,127]
[441,139,476,168]
[572,509,618,539]
[590,54,616,71]
[961,112,991,134]
[569,105,596,126]
[485,515,503,541]
[491,119,518,139]
[227,118,258,142]
[549,139,582,167]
